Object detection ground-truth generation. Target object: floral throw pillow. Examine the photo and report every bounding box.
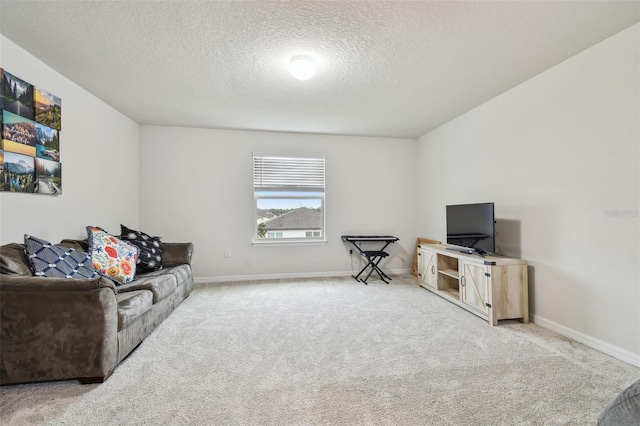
[120,224,163,271]
[87,226,139,284]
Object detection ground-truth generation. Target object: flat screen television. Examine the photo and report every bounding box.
[446,202,495,254]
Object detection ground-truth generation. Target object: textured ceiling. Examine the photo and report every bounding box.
[1,1,639,138]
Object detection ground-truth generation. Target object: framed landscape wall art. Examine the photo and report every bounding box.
[1,68,62,195]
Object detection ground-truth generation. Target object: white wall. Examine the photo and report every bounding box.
[417,24,639,362]
[139,126,417,280]
[0,36,140,244]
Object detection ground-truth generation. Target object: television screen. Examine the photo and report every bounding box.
[446,203,495,254]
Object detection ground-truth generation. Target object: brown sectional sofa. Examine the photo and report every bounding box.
[0,239,194,385]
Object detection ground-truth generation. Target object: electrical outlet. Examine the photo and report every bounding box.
[224,249,231,258]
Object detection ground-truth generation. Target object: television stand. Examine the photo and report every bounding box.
[417,243,528,325]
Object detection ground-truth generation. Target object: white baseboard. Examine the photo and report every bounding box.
[531,314,640,368]
[194,268,412,284]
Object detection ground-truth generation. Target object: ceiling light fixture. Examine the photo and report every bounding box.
[289,55,316,80]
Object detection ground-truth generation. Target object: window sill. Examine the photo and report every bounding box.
[252,239,327,247]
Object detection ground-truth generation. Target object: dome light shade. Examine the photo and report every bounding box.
[289,55,316,80]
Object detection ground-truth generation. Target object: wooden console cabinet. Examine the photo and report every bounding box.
[417,243,528,325]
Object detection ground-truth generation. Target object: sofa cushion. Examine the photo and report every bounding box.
[120,225,163,272]
[87,226,139,285]
[167,264,191,286]
[24,235,98,279]
[0,243,32,275]
[58,239,89,251]
[116,273,178,304]
[137,264,191,288]
[116,290,153,331]
[161,242,193,267]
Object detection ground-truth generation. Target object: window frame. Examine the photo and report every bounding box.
[252,155,326,246]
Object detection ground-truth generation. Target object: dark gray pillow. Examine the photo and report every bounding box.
[120,225,163,271]
[598,379,640,426]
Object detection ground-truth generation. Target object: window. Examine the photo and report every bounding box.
[254,155,325,244]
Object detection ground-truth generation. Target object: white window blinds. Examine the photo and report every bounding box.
[253,155,325,192]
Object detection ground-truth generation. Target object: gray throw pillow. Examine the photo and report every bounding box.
[598,379,640,426]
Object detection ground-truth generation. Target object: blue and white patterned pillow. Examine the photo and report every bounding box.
[24,234,98,279]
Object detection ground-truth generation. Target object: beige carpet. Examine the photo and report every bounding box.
[1,275,638,425]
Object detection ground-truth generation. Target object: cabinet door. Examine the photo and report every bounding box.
[417,248,437,289]
[460,261,489,314]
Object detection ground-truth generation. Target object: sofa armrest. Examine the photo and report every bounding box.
[0,275,119,384]
[162,242,194,267]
